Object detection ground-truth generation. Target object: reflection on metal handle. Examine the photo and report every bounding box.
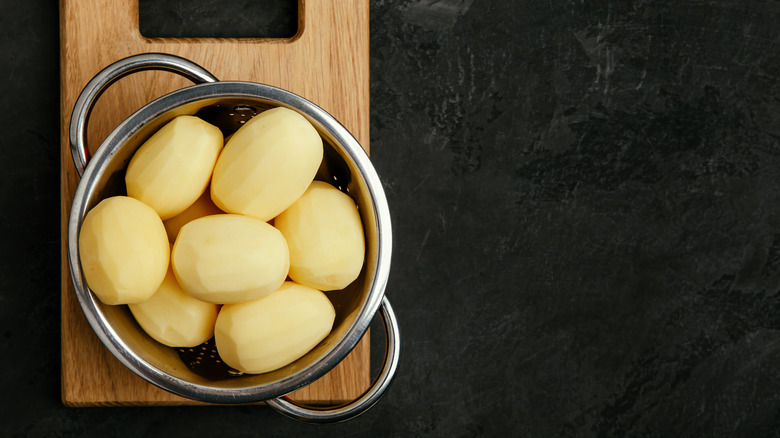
[69,53,219,177]
[267,296,401,423]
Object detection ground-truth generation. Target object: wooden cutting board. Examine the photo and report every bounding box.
[59,0,371,406]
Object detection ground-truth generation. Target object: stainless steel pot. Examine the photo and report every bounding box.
[66,53,399,422]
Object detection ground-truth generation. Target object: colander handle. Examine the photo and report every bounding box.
[266,296,401,423]
[69,53,219,177]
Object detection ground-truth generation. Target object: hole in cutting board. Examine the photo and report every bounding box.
[138,0,298,38]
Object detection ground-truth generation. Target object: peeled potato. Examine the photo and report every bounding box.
[172,214,289,304]
[274,181,365,291]
[128,266,219,347]
[215,281,335,374]
[163,188,224,242]
[78,196,169,305]
[210,107,323,221]
[126,115,223,220]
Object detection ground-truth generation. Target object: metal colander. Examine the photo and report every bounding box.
[66,54,399,422]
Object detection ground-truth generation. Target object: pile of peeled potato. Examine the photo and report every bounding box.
[78,107,365,375]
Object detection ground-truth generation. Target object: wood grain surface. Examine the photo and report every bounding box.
[59,0,371,406]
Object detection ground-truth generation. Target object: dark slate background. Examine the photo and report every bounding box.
[3,0,780,436]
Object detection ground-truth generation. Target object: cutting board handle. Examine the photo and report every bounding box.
[82,0,321,46]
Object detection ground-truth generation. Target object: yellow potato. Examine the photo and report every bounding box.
[126,115,223,220]
[215,281,335,374]
[274,181,365,291]
[128,266,219,347]
[172,214,289,304]
[163,188,224,242]
[78,196,169,305]
[210,107,323,221]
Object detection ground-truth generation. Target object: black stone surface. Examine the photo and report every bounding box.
[3,0,780,436]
